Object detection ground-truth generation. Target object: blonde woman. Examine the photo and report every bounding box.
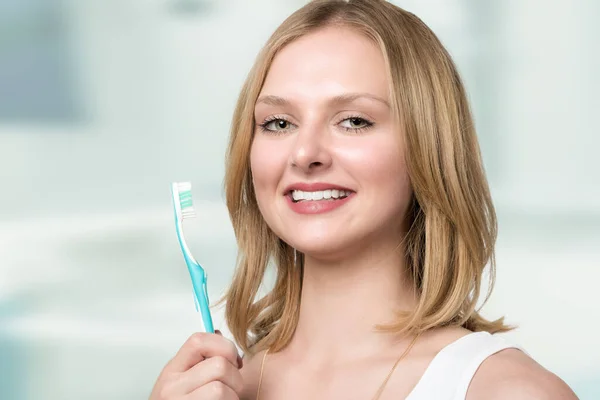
[150,1,578,399]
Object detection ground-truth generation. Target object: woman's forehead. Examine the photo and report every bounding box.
[259,26,390,104]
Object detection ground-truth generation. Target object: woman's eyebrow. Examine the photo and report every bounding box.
[255,95,290,107]
[255,92,390,108]
[330,93,390,108]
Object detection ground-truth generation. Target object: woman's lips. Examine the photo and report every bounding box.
[283,182,354,194]
[285,192,354,214]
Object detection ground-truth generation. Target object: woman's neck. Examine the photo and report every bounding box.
[286,244,418,364]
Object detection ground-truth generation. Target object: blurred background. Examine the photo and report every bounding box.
[0,0,598,398]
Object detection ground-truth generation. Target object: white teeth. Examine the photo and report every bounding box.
[290,189,351,202]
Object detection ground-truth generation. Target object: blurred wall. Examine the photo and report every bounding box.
[0,0,598,399]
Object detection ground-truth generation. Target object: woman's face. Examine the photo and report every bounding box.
[250,26,412,260]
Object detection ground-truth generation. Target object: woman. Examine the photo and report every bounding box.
[151,1,578,399]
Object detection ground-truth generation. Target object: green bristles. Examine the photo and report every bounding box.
[179,190,193,209]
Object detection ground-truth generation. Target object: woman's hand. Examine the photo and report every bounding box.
[150,332,244,399]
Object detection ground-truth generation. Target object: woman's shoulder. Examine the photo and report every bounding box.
[468,347,578,399]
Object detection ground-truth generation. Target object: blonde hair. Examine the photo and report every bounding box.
[223,0,510,355]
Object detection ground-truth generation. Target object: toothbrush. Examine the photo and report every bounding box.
[171,181,214,333]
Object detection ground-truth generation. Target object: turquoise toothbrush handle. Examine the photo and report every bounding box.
[174,215,215,333]
[186,257,214,333]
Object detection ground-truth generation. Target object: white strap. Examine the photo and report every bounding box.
[407,332,524,400]
[452,334,524,400]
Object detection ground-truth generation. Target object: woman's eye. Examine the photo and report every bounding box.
[264,119,294,131]
[340,117,371,130]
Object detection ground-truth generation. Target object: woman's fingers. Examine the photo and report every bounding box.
[184,381,239,400]
[149,332,244,400]
[177,356,244,396]
[166,332,241,373]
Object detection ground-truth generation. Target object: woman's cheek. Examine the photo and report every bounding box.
[250,138,284,198]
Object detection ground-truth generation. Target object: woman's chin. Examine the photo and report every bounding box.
[291,236,360,263]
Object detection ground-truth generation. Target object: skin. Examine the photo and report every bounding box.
[150,25,578,400]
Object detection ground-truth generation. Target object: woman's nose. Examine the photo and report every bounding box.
[289,126,333,173]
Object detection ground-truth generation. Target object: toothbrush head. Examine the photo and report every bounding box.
[172,181,196,220]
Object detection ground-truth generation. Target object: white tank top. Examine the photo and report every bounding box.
[406,331,524,400]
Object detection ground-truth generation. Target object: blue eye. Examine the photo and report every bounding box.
[259,118,296,133]
[340,117,371,130]
[267,119,291,130]
[338,116,374,133]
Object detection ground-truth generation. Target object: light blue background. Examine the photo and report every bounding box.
[0,0,598,398]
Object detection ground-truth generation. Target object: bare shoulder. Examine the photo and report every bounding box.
[468,348,579,399]
[239,350,266,400]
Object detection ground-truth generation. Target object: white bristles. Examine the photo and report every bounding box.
[177,182,192,191]
[181,209,196,219]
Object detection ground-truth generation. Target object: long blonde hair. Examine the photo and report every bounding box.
[223,0,510,355]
